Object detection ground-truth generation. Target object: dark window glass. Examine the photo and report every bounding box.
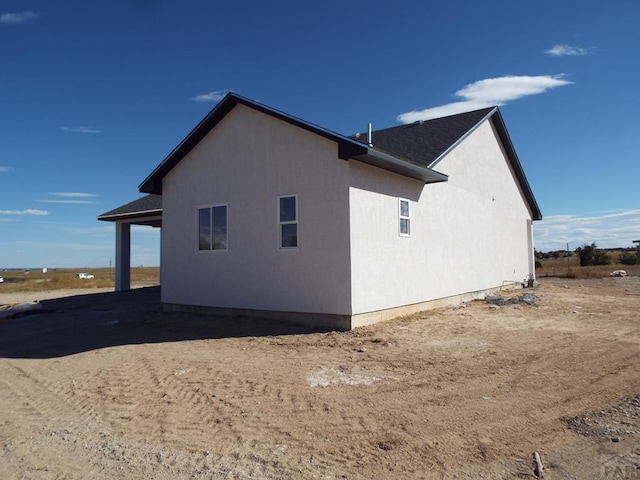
[400,218,410,235]
[281,223,298,248]
[198,207,211,250]
[400,200,410,218]
[279,196,296,222]
[212,205,227,250]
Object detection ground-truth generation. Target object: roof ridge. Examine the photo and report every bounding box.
[351,106,497,138]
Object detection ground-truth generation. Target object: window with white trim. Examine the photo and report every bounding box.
[399,198,410,236]
[198,204,228,251]
[278,195,298,249]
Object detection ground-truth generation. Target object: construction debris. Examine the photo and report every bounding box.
[532,451,544,478]
[484,293,539,306]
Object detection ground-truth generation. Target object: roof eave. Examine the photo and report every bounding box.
[490,109,543,221]
[98,209,162,222]
[426,107,542,221]
[353,148,448,184]
[428,107,498,169]
[139,93,374,194]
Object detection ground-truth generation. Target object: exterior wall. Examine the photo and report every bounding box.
[349,118,534,315]
[161,104,352,315]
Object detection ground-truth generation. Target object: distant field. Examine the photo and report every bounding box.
[0,253,635,294]
[0,267,160,294]
[536,252,639,278]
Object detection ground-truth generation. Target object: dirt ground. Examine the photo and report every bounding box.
[1,277,639,479]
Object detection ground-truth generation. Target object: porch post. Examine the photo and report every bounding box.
[115,221,131,291]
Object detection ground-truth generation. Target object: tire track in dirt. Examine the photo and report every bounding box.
[0,360,108,478]
[80,351,306,478]
[1,358,293,479]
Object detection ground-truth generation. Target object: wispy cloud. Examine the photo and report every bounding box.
[51,192,97,198]
[0,209,49,216]
[397,75,573,123]
[192,90,226,103]
[0,166,12,173]
[545,44,594,57]
[38,200,97,204]
[61,126,102,134]
[534,209,640,251]
[38,192,98,204]
[0,10,38,25]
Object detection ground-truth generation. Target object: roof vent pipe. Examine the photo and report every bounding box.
[367,123,373,147]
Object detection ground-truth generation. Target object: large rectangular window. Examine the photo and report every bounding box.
[198,204,228,251]
[278,195,298,249]
[399,198,410,236]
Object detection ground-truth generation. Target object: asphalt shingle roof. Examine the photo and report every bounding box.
[99,95,540,222]
[351,107,495,168]
[98,194,161,220]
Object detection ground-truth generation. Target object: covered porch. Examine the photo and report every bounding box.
[98,194,162,291]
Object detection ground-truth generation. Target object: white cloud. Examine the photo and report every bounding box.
[545,44,594,57]
[534,209,640,251]
[397,75,573,123]
[51,192,97,197]
[0,209,49,216]
[38,200,97,204]
[0,166,12,172]
[61,126,102,134]
[192,90,226,103]
[0,11,38,25]
[38,192,98,204]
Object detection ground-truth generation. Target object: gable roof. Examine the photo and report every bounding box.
[352,107,495,167]
[137,93,540,221]
[354,107,542,220]
[139,93,448,195]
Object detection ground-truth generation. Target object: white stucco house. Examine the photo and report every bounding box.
[99,92,541,329]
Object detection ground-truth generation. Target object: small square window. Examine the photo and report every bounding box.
[399,198,410,236]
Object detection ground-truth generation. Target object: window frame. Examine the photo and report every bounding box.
[196,203,228,253]
[398,198,411,237]
[278,194,298,250]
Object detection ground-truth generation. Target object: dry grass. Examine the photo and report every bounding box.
[536,254,640,279]
[0,267,159,294]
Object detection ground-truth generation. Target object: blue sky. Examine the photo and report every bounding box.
[1,1,639,268]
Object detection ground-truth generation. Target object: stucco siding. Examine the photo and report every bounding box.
[161,104,352,315]
[349,118,533,315]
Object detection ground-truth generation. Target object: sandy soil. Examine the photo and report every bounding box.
[1,277,639,479]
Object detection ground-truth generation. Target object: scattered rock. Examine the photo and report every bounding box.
[566,394,640,439]
[485,294,539,306]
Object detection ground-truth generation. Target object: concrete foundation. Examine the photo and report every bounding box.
[162,282,523,331]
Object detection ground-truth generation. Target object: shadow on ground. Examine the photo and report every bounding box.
[0,287,332,359]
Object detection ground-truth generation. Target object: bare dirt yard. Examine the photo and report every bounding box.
[1,277,639,479]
